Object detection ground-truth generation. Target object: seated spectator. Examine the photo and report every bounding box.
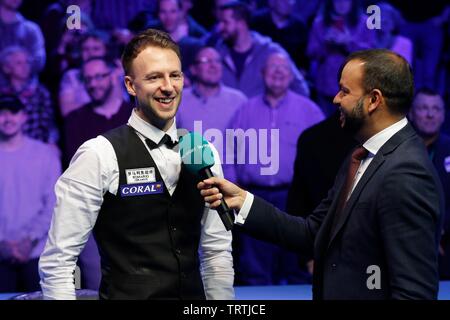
[0,95,61,293]
[63,56,131,166]
[177,46,247,163]
[40,3,95,97]
[59,30,126,117]
[179,0,208,38]
[228,52,324,285]
[0,0,46,77]
[390,0,449,93]
[307,0,375,116]
[408,88,450,280]
[0,46,58,144]
[375,2,413,65]
[214,1,309,98]
[251,0,310,71]
[146,0,205,75]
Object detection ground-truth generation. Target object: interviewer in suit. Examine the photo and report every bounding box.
[198,49,444,300]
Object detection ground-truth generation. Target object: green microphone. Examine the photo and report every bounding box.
[179,132,234,231]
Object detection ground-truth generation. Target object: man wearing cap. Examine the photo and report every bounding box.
[0,95,61,293]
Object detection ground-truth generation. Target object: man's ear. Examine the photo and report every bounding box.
[124,76,136,96]
[368,89,382,113]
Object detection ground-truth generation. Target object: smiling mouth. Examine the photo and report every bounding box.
[155,97,175,104]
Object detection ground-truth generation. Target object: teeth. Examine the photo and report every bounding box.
[156,98,174,103]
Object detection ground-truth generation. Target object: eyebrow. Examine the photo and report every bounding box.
[339,83,350,91]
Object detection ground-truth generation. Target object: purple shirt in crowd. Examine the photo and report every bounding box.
[177,84,247,162]
[0,137,61,259]
[227,90,325,187]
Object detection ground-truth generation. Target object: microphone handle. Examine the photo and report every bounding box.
[203,167,234,231]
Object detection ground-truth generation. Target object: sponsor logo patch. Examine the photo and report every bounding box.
[120,182,164,197]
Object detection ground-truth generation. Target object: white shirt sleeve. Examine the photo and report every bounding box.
[234,192,254,226]
[39,136,117,300]
[199,143,235,300]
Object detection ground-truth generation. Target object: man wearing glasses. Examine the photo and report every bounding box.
[63,56,131,167]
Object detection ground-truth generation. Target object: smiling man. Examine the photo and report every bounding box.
[39,29,234,300]
[198,49,444,299]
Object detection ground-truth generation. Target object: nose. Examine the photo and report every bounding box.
[333,92,341,105]
[160,75,175,93]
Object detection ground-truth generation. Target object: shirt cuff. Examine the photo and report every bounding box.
[235,191,254,226]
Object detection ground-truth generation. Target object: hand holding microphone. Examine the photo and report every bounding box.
[179,132,245,231]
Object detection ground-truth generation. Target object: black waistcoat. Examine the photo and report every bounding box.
[94,125,206,300]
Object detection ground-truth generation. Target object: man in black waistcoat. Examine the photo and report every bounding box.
[38,29,235,300]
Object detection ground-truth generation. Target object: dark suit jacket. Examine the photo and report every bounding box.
[432,134,450,279]
[242,123,444,299]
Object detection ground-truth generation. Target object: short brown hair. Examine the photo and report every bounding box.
[339,49,414,116]
[121,28,181,76]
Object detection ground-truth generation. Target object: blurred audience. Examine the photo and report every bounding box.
[146,0,205,75]
[177,46,247,161]
[0,0,46,86]
[374,2,413,65]
[408,88,450,280]
[228,52,323,285]
[213,1,309,98]
[63,56,130,166]
[0,95,60,293]
[0,46,58,144]
[251,0,310,71]
[307,0,375,116]
[390,0,449,95]
[59,30,126,117]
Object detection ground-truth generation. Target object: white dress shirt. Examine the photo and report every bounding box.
[236,117,409,224]
[39,109,234,300]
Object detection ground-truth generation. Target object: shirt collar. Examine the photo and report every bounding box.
[363,117,408,156]
[127,108,179,144]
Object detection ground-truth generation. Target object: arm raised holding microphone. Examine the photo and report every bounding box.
[198,49,444,300]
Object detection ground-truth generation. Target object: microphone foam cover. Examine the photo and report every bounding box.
[179,132,215,174]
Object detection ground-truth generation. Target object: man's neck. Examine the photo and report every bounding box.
[265,90,287,108]
[136,108,174,132]
[93,97,122,119]
[0,6,18,23]
[0,132,24,151]
[270,10,290,29]
[10,78,27,92]
[421,133,439,147]
[356,114,404,144]
[195,82,220,98]
[233,29,252,53]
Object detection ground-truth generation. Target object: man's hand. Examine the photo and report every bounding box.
[197,177,247,211]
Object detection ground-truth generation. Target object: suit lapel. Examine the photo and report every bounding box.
[327,154,385,248]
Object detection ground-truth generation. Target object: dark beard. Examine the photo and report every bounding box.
[341,97,365,136]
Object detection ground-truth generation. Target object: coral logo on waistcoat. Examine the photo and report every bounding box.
[120,182,164,197]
